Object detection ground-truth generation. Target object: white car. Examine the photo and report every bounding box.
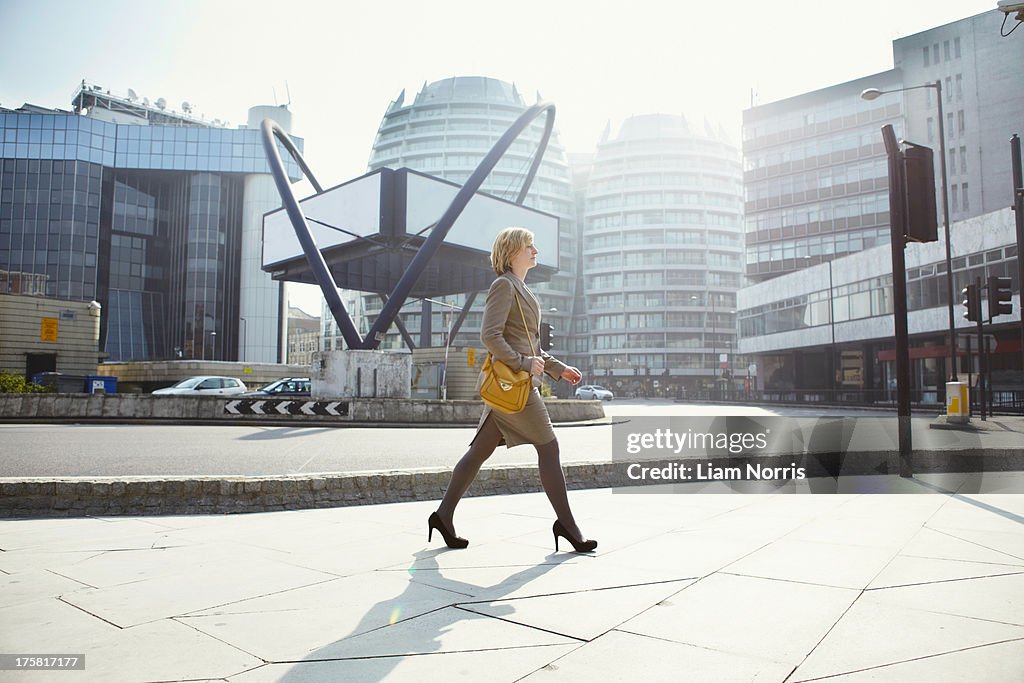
[574,385,614,401]
[152,376,248,396]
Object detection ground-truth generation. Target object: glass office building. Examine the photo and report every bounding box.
[737,10,1023,403]
[0,84,301,362]
[583,114,744,396]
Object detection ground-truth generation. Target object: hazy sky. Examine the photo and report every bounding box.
[0,0,1002,314]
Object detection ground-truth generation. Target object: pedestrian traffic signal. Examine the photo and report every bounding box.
[962,284,980,322]
[540,322,554,351]
[988,276,1013,318]
[901,145,938,243]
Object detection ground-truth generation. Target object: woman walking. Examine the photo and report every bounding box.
[428,227,597,553]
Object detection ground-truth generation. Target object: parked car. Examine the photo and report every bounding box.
[151,376,248,396]
[574,384,614,401]
[242,377,311,398]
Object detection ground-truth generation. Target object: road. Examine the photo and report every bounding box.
[0,400,1017,478]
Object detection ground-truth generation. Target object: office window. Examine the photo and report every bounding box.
[932,44,939,63]
[947,113,955,138]
[960,146,967,174]
[927,117,934,143]
[945,77,952,100]
[923,46,930,67]
[951,184,959,212]
[954,37,961,58]
[962,183,969,211]
[955,74,963,100]
[958,110,965,134]
[949,148,956,175]
[944,40,950,61]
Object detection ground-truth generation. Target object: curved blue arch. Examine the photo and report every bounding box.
[261,120,362,349]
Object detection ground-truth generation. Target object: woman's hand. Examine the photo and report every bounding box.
[530,357,545,377]
[561,366,582,385]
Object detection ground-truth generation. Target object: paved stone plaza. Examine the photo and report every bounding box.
[1,474,1022,682]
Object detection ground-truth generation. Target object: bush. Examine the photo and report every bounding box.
[0,371,49,394]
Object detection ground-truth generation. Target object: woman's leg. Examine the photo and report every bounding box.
[536,438,586,541]
[435,415,503,531]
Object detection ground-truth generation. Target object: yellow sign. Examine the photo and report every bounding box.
[467,348,476,367]
[243,367,253,374]
[40,318,59,342]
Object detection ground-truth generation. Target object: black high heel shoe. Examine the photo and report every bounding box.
[428,512,468,549]
[553,520,597,553]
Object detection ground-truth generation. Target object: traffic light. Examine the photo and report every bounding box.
[962,284,980,322]
[988,276,1013,318]
[540,322,554,351]
[901,145,938,243]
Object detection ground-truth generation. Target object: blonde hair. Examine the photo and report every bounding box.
[490,227,534,275]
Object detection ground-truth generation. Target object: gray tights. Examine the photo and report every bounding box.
[436,415,584,540]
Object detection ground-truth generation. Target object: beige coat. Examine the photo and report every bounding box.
[474,272,568,447]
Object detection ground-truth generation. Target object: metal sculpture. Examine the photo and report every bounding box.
[261,103,555,350]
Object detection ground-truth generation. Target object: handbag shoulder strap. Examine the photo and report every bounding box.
[513,293,536,357]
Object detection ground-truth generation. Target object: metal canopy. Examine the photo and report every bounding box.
[262,167,559,297]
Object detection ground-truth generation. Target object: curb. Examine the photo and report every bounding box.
[3,449,1022,519]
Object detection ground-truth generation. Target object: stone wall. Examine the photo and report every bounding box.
[0,393,605,425]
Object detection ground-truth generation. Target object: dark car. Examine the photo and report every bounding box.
[242,377,311,397]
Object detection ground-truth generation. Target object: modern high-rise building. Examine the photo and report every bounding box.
[0,83,301,364]
[742,70,904,284]
[322,77,583,374]
[582,114,744,396]
[738,10,1022,402]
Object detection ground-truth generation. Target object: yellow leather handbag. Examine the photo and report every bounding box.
[479,294,535,414]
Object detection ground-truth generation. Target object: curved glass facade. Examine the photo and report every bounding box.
[341,77,581,368]
[582,114,744,394]
[0,104,301,362]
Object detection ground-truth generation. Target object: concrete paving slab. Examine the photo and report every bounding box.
[867,555,1024,589]
[925,499,1024,534]
[789,638,1024,683]
[924,527,1024,560]
[723,537,899,589]
[0,568,91,608]
[294,606,579,660]
[619,573,858,665]
[396,556,669,603]
[61,558,336,628]
[177,571,469,662]
[865,573,1024,626]
[519,628,792,683]
[0,517,176,552]
[226,643,581,683]
[459,579,694,641]
[0,598,118,651]
[46,541,287,589]
[897,526,1024,565]
[595,529,769,581]
[791,597,1024,680]
[267,531,429,578]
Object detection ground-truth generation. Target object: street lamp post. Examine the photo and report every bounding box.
[862,81,957,382]
[239,317,247,363]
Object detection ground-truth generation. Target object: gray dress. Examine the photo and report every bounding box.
[473,273,568,448]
